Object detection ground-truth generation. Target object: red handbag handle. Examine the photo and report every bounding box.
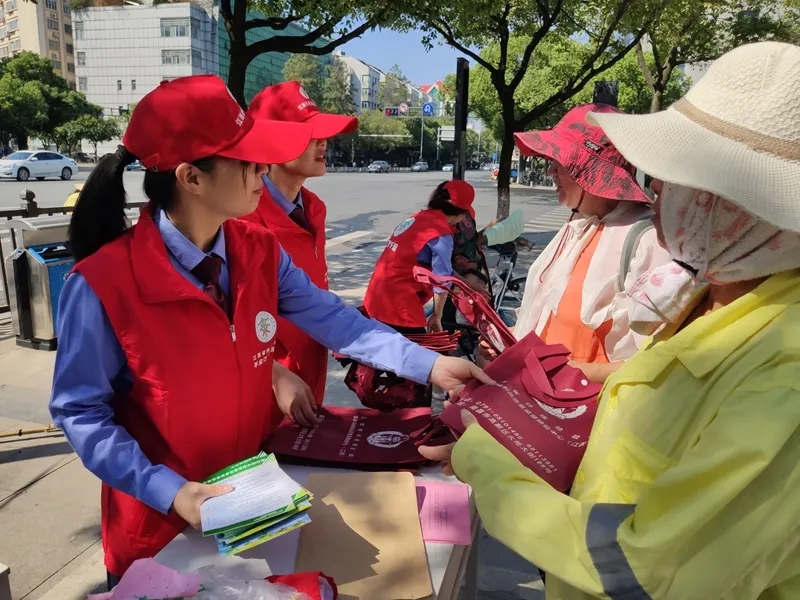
[521,346,598,403]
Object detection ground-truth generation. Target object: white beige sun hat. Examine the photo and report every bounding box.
[587,41,800,233]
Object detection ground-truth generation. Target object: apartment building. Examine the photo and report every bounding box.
[0,0,76,87]
[73,2,219,117]
[332,50,433,114]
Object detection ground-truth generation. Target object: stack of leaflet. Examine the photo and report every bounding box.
[200,452,313,555]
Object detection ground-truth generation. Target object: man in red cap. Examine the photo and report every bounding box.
[243,81,358,427]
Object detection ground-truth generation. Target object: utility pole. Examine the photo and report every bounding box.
[452,57,470,180]
[420,115,424,161]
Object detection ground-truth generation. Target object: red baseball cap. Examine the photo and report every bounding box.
[444,179,475,218]
[249,81,359,140]
[122,75,313,171]
[514,104,650,203]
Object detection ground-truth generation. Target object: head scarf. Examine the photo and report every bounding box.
[627,183,800,334]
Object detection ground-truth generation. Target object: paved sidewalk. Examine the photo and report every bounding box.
[0,205,565,600]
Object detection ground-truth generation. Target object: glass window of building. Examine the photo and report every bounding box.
[51,59,62,71]
[64,23,72,34]
[10,38,20,50]
[66,43,73,54]
[74,21,83,40]
[5,0,17,12]
[117,79,122,91]
[162,49,190,65]
[77,51,85,65]
[48,39,60,51]
[131,79,136,91]
[67,62,74,73]
[78,76,87,91]
[8,19,19,32]
[161,18,189,38]
[45,0,57,9]
[191,48,201,66]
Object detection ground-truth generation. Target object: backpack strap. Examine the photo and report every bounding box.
[618,219,654,289]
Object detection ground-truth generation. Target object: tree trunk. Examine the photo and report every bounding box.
[227,42,251,108]
[650,89,663,113]
[495,127,516,219]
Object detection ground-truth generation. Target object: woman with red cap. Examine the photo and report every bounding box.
[497,104,673,383]
[47,75,489,586]
[364,180,476,334]
[241,81,358,427]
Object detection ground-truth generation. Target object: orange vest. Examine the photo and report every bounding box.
[540,226,611,363]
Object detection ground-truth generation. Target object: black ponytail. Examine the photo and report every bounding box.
[69,145,137,262]
[69,148,218,262]
[427,181,469,217]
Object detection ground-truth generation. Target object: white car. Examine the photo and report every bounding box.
[0,151,77,182]
[411,161,429,172]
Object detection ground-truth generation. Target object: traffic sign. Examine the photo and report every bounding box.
[399,103,409,114]
[439,125,455,142]
[384,107,399,117]
[492,152,497,162]
[422,102,434,116]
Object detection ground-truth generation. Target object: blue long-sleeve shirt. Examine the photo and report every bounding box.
[50,209,439,515]
[263,175,302,214]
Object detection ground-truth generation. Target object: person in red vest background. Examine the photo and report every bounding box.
[48,75,490,588]
[242,81,358,427]
[364,180,476,335]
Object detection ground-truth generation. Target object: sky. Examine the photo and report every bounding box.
[341,28,469,87]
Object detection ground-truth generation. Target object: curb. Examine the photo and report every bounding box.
[37,548,106,600]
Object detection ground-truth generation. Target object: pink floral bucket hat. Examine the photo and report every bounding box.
[514,103,651,203]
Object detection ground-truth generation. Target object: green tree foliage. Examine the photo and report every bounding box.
[377,65,410,108]
[356,109,412,154]
[72,115,122,159]
[221,0,417,106]
[0,74,48,148]
[0,51,101,148]
[638,0,800,111]
[409,0,666,217]
[282,54,325,101]
[321,57,356,115]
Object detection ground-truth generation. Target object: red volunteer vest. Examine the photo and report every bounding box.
[241,186,329,411]
[364,209,454,328]
[76,204,282,576]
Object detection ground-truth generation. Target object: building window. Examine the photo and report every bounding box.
[131,79,136,91]
[78,76,87,91]
[66,43,73,54]
[191,48,201,66]
[76,51,85,65]
[190,17,202,39]
[0,27,5,38]
[48,39,60,51]
[160,17,189,37]
[67,62,74,73]
[162,49,190,65]
[51,59,62,71]
[74,21,83,40]
[64,23,72,35]
[117,79,122,91]
[0,46,8,58]
[10,38,20,51]
[5,0,17,12]
[7,18,18,32]
[45,0,57,9]
[62,0,69,13]
[68,80,75,89]
[47,18,58,30]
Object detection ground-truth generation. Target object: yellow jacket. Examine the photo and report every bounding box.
[64,191,79,207]
[453,269,800,600]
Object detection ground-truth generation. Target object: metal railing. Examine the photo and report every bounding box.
[0,189,147,314]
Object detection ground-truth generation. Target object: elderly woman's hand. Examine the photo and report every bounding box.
[418,409,479,476]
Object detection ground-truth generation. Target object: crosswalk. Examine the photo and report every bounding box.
[524,206,572,234]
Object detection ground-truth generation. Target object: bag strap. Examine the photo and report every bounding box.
[618,219,654,289]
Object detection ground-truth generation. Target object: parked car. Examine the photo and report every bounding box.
[411,161,429,172]
[125,160,143,171]
[367,160,390,173]
[442,164,454,172]
[0,151,77,182]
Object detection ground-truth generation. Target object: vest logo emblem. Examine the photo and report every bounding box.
[255,311,277,344]
[367,431,409,448]
[392,217,415,237]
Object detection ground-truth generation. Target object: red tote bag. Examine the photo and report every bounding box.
[418,331,603,492]
[264,406,433,470]
[413,267,516,354]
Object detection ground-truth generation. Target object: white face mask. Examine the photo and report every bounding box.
[626,183,800,334]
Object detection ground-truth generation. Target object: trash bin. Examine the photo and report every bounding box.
[3,215,74,350]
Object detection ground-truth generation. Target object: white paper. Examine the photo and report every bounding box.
[200,461,296,534]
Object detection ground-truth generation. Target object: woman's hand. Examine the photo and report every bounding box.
[429,356,495,397]
[567,360,624,384]
[477,338,499,362]
[418,409,479,476]
[273,363,319,428]
[172,481,233,529]
[427,313,444,333]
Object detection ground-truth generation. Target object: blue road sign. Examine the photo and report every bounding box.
[422,102,434,116]
[492,152,497,162]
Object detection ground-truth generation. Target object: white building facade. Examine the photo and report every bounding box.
[332,50,432,114]
[73,2,218,119]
